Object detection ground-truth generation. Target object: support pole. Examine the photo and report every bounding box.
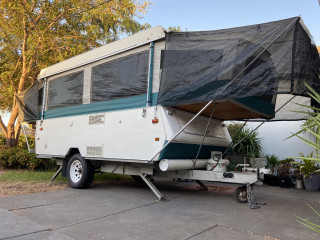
[193,103,216,167]
[139,173,165,200]
[147,42,155,107]
[41,78,47,120]
[21,123,31,153]
[51,165,62,181]
[195,180,208,191]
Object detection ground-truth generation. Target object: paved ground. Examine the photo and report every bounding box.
[0,179,319,240]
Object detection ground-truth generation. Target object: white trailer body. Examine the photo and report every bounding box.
[36,107,231,162]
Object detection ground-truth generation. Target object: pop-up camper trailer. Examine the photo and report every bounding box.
[17,17,320,204]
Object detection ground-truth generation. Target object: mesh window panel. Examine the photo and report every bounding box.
[91,51,149,102]
[47,71,84,110]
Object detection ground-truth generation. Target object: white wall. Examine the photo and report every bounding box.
[246,121,314,160]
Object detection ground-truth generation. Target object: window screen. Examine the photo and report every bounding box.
[91,51,149,102]
[47,71,84,110]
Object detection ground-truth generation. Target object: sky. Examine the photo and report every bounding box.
[142,0,320,46]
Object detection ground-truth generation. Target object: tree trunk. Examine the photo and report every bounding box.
[4,17,29,147]
[6,104,20,147]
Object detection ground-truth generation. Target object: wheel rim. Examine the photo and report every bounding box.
[70,160,83,183]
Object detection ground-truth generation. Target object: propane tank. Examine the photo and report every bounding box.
[207,151,230,172]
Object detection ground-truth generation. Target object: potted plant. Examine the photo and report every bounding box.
[291,160,304,189]
[264,154,280,186]
[293,169,304,189]
[277,159,294,188]
[299,153,320,191]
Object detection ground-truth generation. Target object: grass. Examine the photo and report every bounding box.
[0,170,132,183]
[0,170,65,182]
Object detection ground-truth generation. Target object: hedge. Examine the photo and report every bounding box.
[0,145,56,171]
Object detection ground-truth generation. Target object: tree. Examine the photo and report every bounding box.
[0,0,150,147]
[168,26,182,32]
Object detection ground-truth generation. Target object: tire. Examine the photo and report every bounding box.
[234,186,248,203]
[67,154,94,189]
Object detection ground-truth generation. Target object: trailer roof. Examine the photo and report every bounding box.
[38,26,166,79]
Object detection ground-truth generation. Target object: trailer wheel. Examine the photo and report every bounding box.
[234,186,248,203]
[67,154,94,189]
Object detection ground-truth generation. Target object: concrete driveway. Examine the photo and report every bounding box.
[0,179,319,240]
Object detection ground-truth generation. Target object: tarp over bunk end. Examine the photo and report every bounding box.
[158,17,320,121]
[15,81,41,123]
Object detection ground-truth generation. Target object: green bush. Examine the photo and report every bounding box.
[265,154,280,169]
[18,135,35,150]
[0,133,6,145]
[0,133,36,150]
[227,122,244,140]
[0,145,56,171]
[227,123,262,158]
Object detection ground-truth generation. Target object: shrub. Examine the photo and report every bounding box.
[265,154,280,169]
[0,133,35,150]
[0,133,6,145]
[227,122,244,140]
[18,135,35,150]
[227,123,262,157]
[0,145,56,171]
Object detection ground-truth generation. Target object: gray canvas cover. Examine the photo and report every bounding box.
[16,81,41,122]
[158,17,320,112]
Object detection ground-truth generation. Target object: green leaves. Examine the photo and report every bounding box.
[297,153,320,177]
[296,204,320,235]
[290,83,320,162]
[227,123,262,157]
[265,154,280,168]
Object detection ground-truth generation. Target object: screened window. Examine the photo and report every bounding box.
[91,51,149,102]
[47,71,84,110]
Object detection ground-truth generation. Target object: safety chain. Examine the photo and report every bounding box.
[246,183,266,209]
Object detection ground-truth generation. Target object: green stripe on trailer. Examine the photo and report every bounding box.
[159,142,227,160]
[44,94,158,119]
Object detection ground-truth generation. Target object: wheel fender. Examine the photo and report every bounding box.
[63,148,81,177]
[62,158,68,177]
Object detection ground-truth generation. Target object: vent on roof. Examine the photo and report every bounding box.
[87,146,103,156]
[89,114,105,125]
